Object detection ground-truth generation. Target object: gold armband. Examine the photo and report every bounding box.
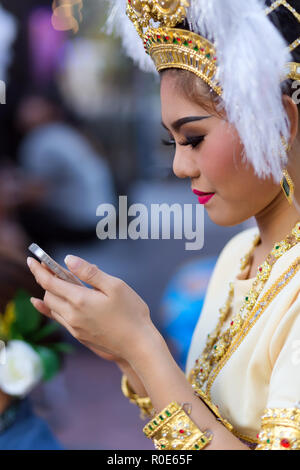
[143,401,213,450]
[121,374,154,420]
[256,407,300,450]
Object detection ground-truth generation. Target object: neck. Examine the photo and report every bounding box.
[0,389,12,415]
[255,190,300,252]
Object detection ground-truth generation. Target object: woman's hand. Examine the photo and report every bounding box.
[26,295,122,362]
[27,255,156,364]
[30,294,149,396]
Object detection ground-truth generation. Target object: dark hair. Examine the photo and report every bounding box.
[160,1,300,119]
[266,0,300,107]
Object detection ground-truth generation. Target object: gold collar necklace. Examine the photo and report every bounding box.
[189,220,300,392]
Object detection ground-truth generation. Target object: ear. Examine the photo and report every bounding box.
[282,94,299,148]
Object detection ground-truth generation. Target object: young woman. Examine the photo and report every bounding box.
[27,0,300,450]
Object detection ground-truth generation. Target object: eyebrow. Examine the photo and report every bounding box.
[161,115,212,132]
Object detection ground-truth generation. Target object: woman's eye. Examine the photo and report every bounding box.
[180,136,205,149]
[161,138,176,148]
[161,135,205,149]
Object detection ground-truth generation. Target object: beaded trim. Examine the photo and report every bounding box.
[202,257,300,444]
[206,256,300,398]
[256,407,300,450]
[188,221,300,444]
[189,222,300,398]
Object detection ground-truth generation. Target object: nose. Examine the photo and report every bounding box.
[172,148,200,179]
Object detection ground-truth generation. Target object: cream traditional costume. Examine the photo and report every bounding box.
[186,225,300,449]
[106,0,300,450]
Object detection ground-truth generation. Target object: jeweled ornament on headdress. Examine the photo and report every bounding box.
[127,0,189,31]
[126,0,222,96]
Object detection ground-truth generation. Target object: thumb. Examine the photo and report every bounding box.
[64,255,111,291]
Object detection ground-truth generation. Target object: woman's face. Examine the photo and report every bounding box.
[160,71,283,226]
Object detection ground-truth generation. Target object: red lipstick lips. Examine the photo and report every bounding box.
[192,189,214,196]
[192,189,215,205]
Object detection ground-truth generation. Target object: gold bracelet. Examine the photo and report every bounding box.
[256,407,300,450]
[143,401,213,450]
[121,374,154,420]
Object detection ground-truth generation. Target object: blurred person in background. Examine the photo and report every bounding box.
[0,159,45,257]
[15,88,117,249]
[0,162,29,255]
[0,247,67,450]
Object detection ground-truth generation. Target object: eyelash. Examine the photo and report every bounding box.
[161,136,205,149]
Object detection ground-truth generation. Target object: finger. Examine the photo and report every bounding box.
[43,291,73,331]
[43,291,73,324]
[41,261,83,286]
[64,255,115,293]
[41,261,54,274]
[30,297,53,318]
[27,257,86,302]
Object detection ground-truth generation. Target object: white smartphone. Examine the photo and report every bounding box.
[28,243,83,286]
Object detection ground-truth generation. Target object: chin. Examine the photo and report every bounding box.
[206,204,250,227]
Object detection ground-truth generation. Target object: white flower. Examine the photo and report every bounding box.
[0,340,43,397]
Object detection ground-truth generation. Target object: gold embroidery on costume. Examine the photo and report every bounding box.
[188,257,300,445]
[188,222,300,397]
[188,222,300,445]
[256,407,300,450]
[192,382,259,446]
[192,387,233,433]
[206,256,300,399]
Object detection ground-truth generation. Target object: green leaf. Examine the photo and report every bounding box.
[8,329,24,341]
[13,289,41,336]
[51,342,75,354]
[29,321,61,343]
[34,346,60,381]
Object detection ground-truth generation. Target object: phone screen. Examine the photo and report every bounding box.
[28,243,83,286]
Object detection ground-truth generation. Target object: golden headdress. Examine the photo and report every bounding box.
[125,0,300,95]
[105,0,300,184]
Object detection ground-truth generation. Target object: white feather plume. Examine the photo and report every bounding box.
[103,0,294,183]
[103,0,156,73]
[187,0,293,183]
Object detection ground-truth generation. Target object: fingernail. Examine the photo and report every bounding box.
[65,255,81,269]
[27,257,33,268]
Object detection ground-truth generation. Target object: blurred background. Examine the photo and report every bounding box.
[0,0,256,449]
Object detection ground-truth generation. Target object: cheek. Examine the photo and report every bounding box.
[201,124,241,186]
[201,124,278,203]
